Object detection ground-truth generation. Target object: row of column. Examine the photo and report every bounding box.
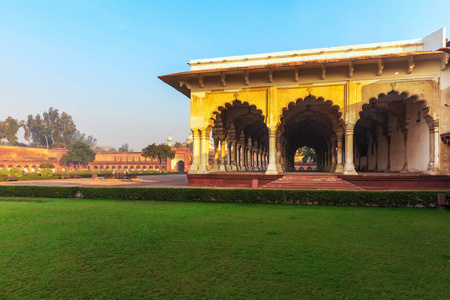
[265,124,357,175]
[354,120,440,174]
[190,120,441,175]
[211,139,268,172]
[189,129,269,174]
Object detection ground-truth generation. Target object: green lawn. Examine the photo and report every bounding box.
[0,198,449,299]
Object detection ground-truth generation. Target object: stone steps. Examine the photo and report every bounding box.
[261,174,364,190]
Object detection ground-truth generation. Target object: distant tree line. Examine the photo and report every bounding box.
[0,107,97,149]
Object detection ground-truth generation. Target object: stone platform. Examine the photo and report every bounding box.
[338,174,450,190]
[188,172,450,191]
[187,173,282,188]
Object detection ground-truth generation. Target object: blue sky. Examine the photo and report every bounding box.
[1,0,449,151]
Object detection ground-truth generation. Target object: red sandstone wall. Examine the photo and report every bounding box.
[0,146,191,173]
[0,146,67,171]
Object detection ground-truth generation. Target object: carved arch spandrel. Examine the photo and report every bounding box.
[204,89,268,127]
[360,80,437,120]
[276,85,346,127]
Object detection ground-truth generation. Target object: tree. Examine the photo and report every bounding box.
[39,162,55,169]
[60,141,96,171]
[141,143,175,173]
[298,146,317,163]
[172,141,185,148]
[0,117,20,145]
[22,108,96,149]
[24,114,44,147]
[58,112,77,146]
[84,135,97,147]
[74,130,97,147]
[118,143,129,152]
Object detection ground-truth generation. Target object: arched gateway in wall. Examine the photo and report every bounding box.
[159,28,450,177]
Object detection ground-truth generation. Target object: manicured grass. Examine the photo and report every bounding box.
[0,198,449,299]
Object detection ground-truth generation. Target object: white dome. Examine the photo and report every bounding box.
[186,134,193,143]
[167,135,173,141]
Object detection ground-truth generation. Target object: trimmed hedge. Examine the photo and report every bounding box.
[0,174,61,181]
[0,186,448,208]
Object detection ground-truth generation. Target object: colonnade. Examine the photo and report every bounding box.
[188,89,441,175]
[189,115,441,175]
[189,128,269,174]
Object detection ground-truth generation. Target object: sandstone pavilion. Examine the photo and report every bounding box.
[160,28,450,189]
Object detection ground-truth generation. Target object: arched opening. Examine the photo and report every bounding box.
[112,166,116,170]
[136,166,141,171]
[148,166,153,171]
[209,100,269,172]
[279,96,342,172]
[142,166,147,171]
[294,146,317,170]
[177,160,185,173]
[31,165,36,172]
[24,165,29,173]
[355,91,433,173]
[130,166,134,171]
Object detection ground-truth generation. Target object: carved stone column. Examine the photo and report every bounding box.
[371,133,377,171]
[331,136,337,172]
[212,138,220,172]
[198,128,211,174]
[219,140,226,172]
[401,129,408,173]
[427,124,434,171]
[231,141,238,171]
[256,150,260,170]
[265,128,278,175]
[343,123,358,175]
[432,121,441,173]
[385,135,391,172]
[335,128,344,173]
[189,130,200,174]
[276,133,283,173]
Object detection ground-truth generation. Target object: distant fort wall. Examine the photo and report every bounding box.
[0,146,191,173]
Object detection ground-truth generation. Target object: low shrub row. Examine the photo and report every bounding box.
[0,174,61,181]
[0,171,179,181]
[0,186,448,208]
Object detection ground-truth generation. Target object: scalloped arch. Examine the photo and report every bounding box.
[361,89,433,119]
[279,96,343,130]
[209,99,265,127]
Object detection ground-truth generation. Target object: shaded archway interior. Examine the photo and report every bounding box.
[354,91,435,172]
[210,100,270,171]
[279,96,343,172]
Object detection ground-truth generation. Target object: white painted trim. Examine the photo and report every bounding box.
[189,28,446,71]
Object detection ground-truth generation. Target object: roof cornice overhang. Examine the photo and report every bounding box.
[159,51,449,98]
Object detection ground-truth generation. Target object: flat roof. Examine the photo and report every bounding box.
[188,28,446,71]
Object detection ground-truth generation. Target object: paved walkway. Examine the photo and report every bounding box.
[0,174,189,188]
